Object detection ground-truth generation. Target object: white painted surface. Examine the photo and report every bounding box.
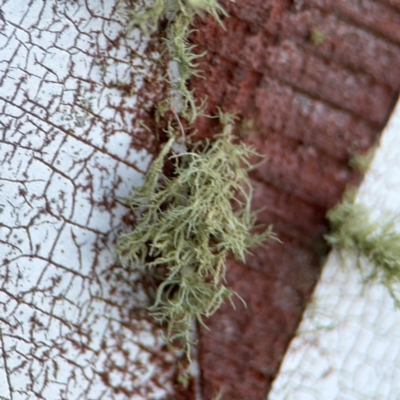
[0,1,174,399]
[269,98,400,399]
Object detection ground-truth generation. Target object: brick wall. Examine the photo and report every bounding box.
[180,0,400,398]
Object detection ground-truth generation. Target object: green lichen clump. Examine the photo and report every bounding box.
[310,29,328,45]
[122,0,231,123]
[117,0,275,358]
[124,0,228,34]
[326,192,400,306]
[348,147,376,173]
[116,113,274,352]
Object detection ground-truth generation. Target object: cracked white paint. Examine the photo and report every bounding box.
[269,98,400,400]
[0,1,174,399]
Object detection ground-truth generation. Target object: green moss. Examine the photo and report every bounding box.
[326,191,400,306]
[116,113,275,355]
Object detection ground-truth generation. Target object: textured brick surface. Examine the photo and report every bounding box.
[269,100,400,399]
[186,0,400,398]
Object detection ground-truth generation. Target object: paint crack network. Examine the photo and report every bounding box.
[0,1,176,399]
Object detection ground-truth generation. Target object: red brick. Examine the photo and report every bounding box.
[175,0,400,397]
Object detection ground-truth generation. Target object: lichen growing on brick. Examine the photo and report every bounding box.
[115,0,277,359]
[115,112,275,355]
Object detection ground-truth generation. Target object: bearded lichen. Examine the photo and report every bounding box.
[348,146,377,173]
[123,0,229,34]
[117,0,276,362]
[310,29,328,45]
[326,191,400,306]
[116,113,275,354]
[121,0,232,122]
